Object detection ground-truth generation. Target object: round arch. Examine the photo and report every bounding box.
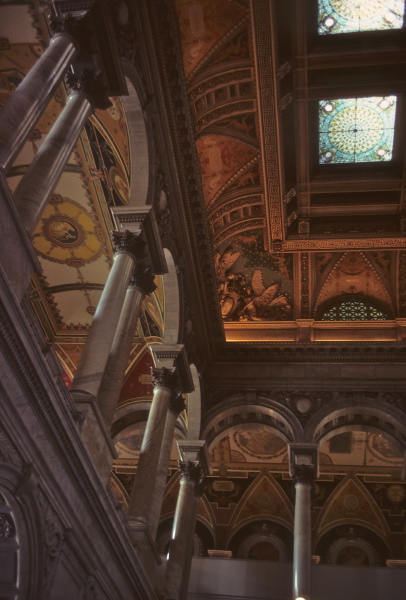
[202,396,303,448]
[186,364,201,439]
[305,402,406,454]
[120,58,156,208]
[162,248,180,345]
[226,519,293,561]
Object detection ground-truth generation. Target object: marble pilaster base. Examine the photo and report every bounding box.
[129,518,162,582]
[0,168,41,302]
[72,390,117,485]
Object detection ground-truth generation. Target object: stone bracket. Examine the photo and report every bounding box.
[177,440,212,475]
[151,344,194,393]
[111,206,167,275]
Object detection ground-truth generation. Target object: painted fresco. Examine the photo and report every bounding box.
[320,431,403,467]
[204,28,250,69]
[196,135,259,207]
[315,251,393,313]
[0,2,134,342]
[173,0,248,78]
[210,430,288,465]
[114,422,147,458]
[215,243,293,321]
[119,351,155,404]
[84,121,130,206]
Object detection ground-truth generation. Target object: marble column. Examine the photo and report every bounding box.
[128,367,179,528]
[180,478,205,600]
[0,15,82,173]
[289,444,318,600]
[98,266,156,428]
[149,393,186,541]
[14,70,111,233]
[292,464,315,600]
[71,230,146,400]
[14,94,85,232]
[163,461,204,600]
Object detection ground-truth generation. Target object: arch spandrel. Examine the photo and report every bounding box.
[315,475,389,540]
[229,473,294,535]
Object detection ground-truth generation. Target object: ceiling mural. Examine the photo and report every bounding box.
[314,251,394,315]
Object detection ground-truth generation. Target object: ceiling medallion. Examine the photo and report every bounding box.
[44,215,84,248]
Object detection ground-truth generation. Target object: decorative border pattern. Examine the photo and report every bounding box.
[252,0,283,245]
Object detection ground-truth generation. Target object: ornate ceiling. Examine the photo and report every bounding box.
[167,0,406,345]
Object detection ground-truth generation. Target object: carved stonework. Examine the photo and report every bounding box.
[111,230,145,259]
[194,475,206,499]
[399,250,406,317]
[151,366,178,391]
[66,70,112,110]
[0,513,13,538]
[169,392,186,416]
[129,266,157,295]
[37,488,65,596]
[301,253,310,318]
[48,13,87,41]
[292,464,315,487]
[178,461,203,486]
[0,426,23,468]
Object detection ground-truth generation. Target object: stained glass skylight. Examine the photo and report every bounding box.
[319,96,397,164]
[318,1,405,34]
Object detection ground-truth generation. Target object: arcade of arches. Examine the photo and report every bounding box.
[1,1,406,600]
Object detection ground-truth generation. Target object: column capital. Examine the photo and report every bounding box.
[111,206,167,275]
[288,443,319,481]
[129,266,156,296]
[48,13,86,42]
[111,230,146,260]
[292,464,315,487]
[178,461,203,486]
[151,344,194,393]
[151,366,178,392]
[177,440,212,475]
[65,70,111,110]
[169,392,186,416]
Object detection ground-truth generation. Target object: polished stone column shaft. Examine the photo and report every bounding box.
[149,394,186,541]
[180,482,204,600]
[14,91,93,234]
[293,465,314,600]
[128,367,178,527]
[71,231,145,399]
[98,267,156,428]
[0,33,79,173]
[163,462,203,600]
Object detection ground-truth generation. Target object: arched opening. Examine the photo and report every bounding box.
[317,293,393,321]
[227,520,293,561]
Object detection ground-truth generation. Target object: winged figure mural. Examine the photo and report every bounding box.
[241,269,291,320]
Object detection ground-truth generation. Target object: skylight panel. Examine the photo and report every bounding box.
[318,96,397,164]
[318,0,405,34]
